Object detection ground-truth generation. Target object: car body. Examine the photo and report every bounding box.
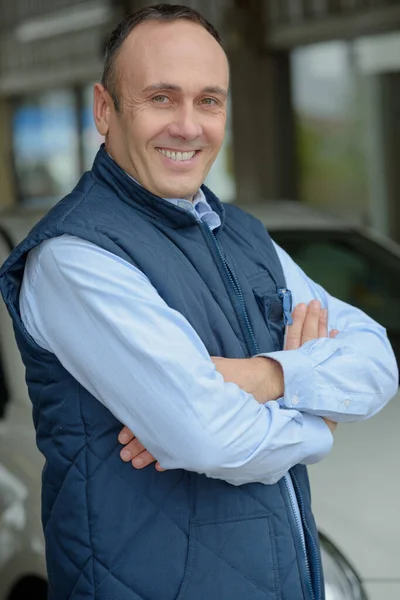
[0,202,398,600]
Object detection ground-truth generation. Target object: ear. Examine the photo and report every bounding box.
[93,84,113,136]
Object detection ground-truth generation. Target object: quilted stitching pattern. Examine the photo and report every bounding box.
[42,402,308,599]
[1,147,316,600]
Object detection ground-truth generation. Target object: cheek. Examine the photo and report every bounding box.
[206,118,226,149]
[107,117,129,152]
[130,109,170,143]
[111,113,133,139]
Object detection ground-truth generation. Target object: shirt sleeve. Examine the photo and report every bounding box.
[260,241,399,422]
[19,235,333,486]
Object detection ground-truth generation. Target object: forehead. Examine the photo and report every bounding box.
[118,20,229,91]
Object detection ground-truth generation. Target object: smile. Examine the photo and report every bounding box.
[156,148,198,162]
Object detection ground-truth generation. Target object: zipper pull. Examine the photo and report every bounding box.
[278,288,293,326]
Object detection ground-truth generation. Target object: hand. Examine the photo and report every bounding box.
[285,300,339,350]
[118,427,161,471]
[285,300,338,434]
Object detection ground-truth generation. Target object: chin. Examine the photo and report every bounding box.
[161,186,199,201]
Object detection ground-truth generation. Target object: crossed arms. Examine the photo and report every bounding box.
[20,235,399,485]
[119,300,339,472]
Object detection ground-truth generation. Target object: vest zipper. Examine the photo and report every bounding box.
[284,476,315,600]
[201,224,258,356]
[200,222,319,600]
[291,471,322,600]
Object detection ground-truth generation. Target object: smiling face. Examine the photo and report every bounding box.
[94,19,229,200]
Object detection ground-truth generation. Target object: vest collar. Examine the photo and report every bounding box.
[91,144,226,231]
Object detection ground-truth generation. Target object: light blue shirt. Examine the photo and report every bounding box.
[19,190,398,488]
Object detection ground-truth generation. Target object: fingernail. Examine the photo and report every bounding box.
[156,463,165,472]
[119,433,129,444]
[133,457,143,467]
[321,309,328,319]
[120,449,131,461]
[310,300,320,309]
[296,303,307,312]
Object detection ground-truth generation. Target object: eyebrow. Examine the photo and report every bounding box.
[142,82,228,98]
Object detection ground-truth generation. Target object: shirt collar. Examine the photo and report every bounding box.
[125,171,221,231]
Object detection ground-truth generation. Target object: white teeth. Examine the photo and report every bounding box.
[157,148,196,161]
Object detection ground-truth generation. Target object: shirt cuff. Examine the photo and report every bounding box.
[257,348,374,420]
[258,349,317,411]
[299,412,333,465]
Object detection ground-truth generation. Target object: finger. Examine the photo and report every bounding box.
[330,329,339,338]
[155,462,166,472]
[284,303,307,350]
[301,300,321,345]
[131,450,157,469]
[118,425,135,445]
[120,437,146,461]
[318,309,328,338]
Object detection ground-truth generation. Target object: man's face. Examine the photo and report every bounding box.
[96,19,229,200]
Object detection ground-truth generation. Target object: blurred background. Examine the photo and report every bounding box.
[0,0,400,240]
[0,3,400,600]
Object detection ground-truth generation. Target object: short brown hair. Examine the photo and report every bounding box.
[101,3,224,112]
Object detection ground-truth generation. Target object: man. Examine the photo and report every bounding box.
[0,4,397,600]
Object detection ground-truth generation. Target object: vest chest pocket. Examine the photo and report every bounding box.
[175,513,280,600]
[252,288,287,352]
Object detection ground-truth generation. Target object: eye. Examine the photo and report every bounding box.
[152,95,170,104]
[200,97,218,106]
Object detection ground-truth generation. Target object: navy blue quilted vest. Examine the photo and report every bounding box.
[0,146,324,600]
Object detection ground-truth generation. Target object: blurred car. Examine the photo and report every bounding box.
[0,202,398,600]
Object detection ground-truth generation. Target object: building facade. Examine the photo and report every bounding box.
[0,0,400,238]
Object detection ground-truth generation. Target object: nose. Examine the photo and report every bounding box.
[168,103,202,141]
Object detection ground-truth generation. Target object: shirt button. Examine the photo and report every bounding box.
[344,399,351,407]
[292,395,299,406]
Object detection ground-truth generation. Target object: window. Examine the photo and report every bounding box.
[291,42,369,224]
[12,90,79,208]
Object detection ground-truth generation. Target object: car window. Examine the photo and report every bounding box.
[272,230,400,366]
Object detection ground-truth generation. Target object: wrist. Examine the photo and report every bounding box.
[250,356,284,402]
